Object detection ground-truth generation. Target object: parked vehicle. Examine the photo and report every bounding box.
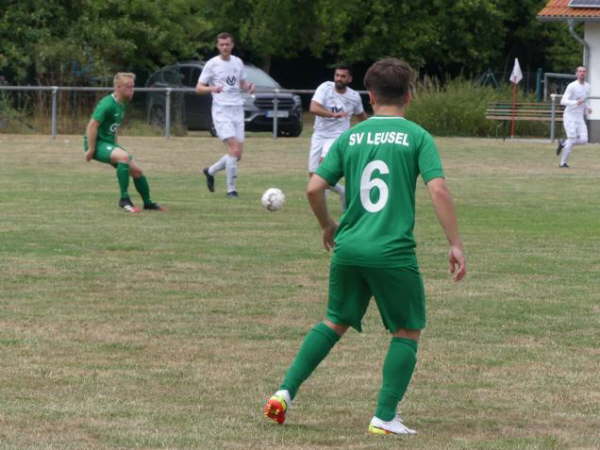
[145,61,303,136]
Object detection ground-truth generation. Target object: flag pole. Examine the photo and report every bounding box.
[511,82,517,138]
[509,58,522,139]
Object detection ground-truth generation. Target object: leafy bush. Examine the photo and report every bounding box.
[406,78,549,137]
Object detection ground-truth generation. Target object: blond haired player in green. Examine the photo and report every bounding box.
[84,72,165,213]
[264,58,466,435]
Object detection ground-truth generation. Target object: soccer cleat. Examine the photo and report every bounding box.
[144,202,166,211]
[368,414,417,436]
[559,163,570,168]
[226,190,239,198]
[556,139,564,156]
[263,394,288,425]
[118,198,141,213]
[203,168,215,192]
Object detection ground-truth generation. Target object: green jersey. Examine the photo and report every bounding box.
[91,94,126,144]
[316,115,444,268]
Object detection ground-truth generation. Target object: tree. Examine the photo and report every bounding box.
[0,0,210,84]
[310,0,507,76]
[201,0,319,72]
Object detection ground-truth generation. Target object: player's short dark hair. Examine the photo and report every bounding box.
[363,58,415,106]
[216,32,234,42]
[334,64,352,76]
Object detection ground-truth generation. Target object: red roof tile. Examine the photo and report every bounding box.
[538,0,600,20]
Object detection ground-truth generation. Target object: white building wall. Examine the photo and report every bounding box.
[584,22,600,141]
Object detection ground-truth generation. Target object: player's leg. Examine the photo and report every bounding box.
[203,105,228,192]
[203,105,243,196]
[224,137,242,197]
[107,147,139,212]
[128,159,165,211]
[560,118,577,167]
[264,264,369,424]
[321,138,345,201]
[575,119,588,146]
[307,134,323,177]
[263,319,345,425]
[367,265,425,435]
[223,107,244,197]
[315,137,346,209]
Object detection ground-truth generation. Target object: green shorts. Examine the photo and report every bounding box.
[326,263,426,333]
[83,136,129,166]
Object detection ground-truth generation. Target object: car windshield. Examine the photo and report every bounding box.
[245,66,281,88]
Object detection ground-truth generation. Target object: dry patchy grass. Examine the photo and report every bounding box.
[0,133,599,449]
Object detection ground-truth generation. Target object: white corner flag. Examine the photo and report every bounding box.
[510,58,523,84]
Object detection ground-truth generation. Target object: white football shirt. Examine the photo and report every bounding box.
[561,80,590,120]
[198,55,247,106]
[312,81,364,138]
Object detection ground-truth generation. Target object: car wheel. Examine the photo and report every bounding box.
[279,118,303,137]
[209,119,218,137]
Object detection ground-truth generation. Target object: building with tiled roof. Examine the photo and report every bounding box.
[538,0,600,140]
[538,0,600,21]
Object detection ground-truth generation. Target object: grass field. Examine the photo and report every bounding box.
[0,132,599,449]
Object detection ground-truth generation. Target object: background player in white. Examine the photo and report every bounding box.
[196,32,255,197]
[309,65,368,207]
[556,66,591,168]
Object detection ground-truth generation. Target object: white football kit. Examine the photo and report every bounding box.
[198,55,247,142]
[560,80,591,166]
[199,54,248,195]
[309,81,364,172]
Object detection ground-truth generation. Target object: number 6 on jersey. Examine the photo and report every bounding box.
[360,160,389,212]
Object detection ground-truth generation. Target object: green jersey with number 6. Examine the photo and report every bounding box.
[91,94,126,144]
[316,115,444,268]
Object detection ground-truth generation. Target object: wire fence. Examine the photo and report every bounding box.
[0,82,582,141]
[0,85,363,139]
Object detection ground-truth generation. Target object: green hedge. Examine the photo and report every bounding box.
[405,78,550,137]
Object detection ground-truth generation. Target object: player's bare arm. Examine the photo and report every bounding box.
[195,82,222,95]
[355,111,369,122]
[241,79,255,94]
[85,118,99,161]
[307,174,338,251]
[426,177,466,281]
[310,100,347,118]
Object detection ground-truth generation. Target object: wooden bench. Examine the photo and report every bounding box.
[485,102,563,139]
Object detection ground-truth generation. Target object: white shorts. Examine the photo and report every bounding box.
[212,104,245,142]
[563,117,588,142]
[308,135,336,173]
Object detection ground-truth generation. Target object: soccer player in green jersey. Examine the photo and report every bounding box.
[264,58,466,435]
[84,72,165,213]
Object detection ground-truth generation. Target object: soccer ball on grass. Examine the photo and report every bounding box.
[261,188,285,212]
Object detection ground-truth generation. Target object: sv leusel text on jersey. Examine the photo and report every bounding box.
[349,131,410,147]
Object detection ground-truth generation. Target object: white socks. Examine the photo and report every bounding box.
[208,154,238,193]
[208,155,228,175]
[274,390,291,407]
[225,155,238,193]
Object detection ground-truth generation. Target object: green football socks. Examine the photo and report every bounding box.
[375,337,418,421]
[133,175,151,206]
[280,322,341,400]
[116,163,130,199]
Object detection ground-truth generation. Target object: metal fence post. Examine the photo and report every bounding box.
[550,94,557,142]
[272,88,279,139]
[165,88,172,138]
[51,86,58,138]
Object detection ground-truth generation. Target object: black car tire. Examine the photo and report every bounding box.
[209,119,218,137]
[279,118,303,137]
